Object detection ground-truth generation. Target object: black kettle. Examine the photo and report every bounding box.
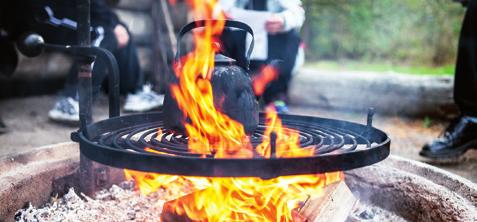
[163,20,259,134]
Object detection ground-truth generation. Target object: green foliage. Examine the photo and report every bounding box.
[423,116,433,128]
[305,60,454,76]
[302,0,465,66]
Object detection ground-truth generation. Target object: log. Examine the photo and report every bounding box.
[300,180,357,222]
[160,180,356,222]
[289,68,458,118]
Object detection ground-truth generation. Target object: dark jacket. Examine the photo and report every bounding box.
[0,0,119,44]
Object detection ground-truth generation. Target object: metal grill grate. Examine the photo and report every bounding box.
[79,112,390,178]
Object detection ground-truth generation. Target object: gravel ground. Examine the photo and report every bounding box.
[0,95,476,182]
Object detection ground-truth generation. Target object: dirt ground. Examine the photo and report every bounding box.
[0,95,476,183]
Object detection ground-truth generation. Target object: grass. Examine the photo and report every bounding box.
[305,60,455,76]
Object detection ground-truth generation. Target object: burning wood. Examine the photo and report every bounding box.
[160,180,355,222]
[300,180,357,222]
[124,170,344,222]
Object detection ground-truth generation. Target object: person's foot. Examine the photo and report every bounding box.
[124,84,164,112]
[0,118,8,134]
[266,100,289,113]
[419,116,477,159]
[48,97,80,123]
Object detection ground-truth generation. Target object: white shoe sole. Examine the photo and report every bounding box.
[124,96,164,112]
[48,109,80,122]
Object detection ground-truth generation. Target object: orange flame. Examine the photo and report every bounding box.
[125,170,343,221]
[256,108,315,158]
[124,0,343,221]
[252,65,279,96]
[169,0,252,158]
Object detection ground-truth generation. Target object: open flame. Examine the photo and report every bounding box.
[125,171,343,221]
[124,0,344,221]
[252,65,279,96]
[169,1,251,158]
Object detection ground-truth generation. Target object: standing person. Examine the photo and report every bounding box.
[219,0,305,113]
[420,0,477,160]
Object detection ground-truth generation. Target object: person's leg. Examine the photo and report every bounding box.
[49,27,112,123]
[118,29,163,112]
[48,62,85,123]
[420,2,477,160]
[454,1,477,116]
[262,31,301,111]
[111,33,143,94]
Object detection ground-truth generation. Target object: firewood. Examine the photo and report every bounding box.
[160,190,200,222]
[161,180,356,222]
[299,180,357,222]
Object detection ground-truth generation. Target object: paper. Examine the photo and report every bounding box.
[230,8,272,60]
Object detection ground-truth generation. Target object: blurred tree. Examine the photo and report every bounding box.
[302,0,465,66]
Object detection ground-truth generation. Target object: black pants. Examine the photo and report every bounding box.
[61,27,144,98]
[257,31,301,104]
[455,0,477,116]
[221,29,301,104]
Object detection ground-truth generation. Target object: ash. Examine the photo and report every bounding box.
[15,182,175,222]
[348,202,407,222]
[15,182,407,222]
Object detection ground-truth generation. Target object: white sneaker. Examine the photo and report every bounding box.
[124,84,164,112]
[48,97,80,122]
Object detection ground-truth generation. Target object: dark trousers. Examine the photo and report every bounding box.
[455,0,477,116]
[61,27,144,98]
[221,29,301,104]
[258,31,301,104]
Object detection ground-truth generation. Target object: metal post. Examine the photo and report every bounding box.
[76,0,124,195]
[270,132,277,158]
[366,107,375,148]
[77,0,93,132]
[77,0,95,195]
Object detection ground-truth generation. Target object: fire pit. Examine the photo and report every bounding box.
[11,0,394,220]
[2,144,476,222]
[7,0,475,221]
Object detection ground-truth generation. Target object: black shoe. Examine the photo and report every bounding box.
[0,118,7,134]
[419,116,477,159]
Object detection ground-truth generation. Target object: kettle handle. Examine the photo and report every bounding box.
[176,20,254,67]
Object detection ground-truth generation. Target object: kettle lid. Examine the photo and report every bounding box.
[215,53,236,64]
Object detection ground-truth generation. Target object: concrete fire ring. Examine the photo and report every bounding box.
[0,142,476,222]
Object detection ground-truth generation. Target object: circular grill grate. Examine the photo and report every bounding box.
[79,112,390,178]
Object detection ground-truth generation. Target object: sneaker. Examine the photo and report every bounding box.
[48,97,80,123]
[124,84,164,112]
[266,100,289,114]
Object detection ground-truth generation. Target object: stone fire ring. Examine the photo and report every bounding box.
[1,143,476,222]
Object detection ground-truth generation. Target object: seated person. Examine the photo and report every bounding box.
[3,0,163,123]
[219,0,305,113]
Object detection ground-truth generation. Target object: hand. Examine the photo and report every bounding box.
[265,14,285,34]
[114,24,130,48]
